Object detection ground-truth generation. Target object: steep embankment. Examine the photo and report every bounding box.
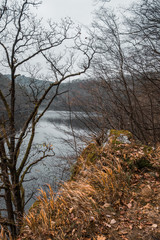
[17,130,160,239]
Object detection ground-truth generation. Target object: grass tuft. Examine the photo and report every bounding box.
[19,130,160,240]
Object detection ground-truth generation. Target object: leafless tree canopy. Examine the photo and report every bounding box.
[0,0,95,236]
[70,0,160,146]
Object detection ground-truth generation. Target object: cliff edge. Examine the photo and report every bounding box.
[18,130,160,239]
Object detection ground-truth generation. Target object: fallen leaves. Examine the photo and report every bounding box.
[141,184,153,197]
[110,219,116,225]
[151,224,158,228]
[118,231,128,235]
[103,222,111,228]
[103,203,111,209]
[97,235,106,240]
[127,202,132,209]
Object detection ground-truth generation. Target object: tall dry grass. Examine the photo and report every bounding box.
[20,134,156,239]
[20,147,129,239]
[0,225,13,240]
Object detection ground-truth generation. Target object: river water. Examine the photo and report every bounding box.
[22,110,89,209]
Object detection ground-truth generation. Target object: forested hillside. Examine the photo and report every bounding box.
[0,73,33,130]
[4,74,95,111]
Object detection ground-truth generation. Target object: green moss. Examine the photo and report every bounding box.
[135,157,152,170]
[123,156,152,171]
[143,145,153,154]
[86,152,97,164]
[108,130,133,149]
[81,143,97,157]
[70,143,101,179]
[70,162,82,180]
[70,144,97,180]
[112,139,121,145]
[110,129,133,140]
[81,143,100,165]
[71,130,153,181]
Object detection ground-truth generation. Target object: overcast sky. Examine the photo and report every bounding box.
[24,0,134,77]
[2,0,135,76]
[38,0,134,26]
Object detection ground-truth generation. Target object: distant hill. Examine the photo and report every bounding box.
[4,74,94,111]
[0,73,34,130]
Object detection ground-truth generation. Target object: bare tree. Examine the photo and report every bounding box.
[123,0,160,144]
[73,0,160,146]
[0,0,95,236]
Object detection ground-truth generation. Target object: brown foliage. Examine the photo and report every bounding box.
[19,130,160,240]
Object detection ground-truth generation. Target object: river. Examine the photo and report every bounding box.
[22,110,90,209]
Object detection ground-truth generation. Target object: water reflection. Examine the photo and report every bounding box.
[23,110,89,209]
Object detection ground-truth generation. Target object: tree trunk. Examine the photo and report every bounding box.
[0,139,16,236]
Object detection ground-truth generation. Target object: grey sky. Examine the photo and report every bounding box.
[33,0,134,77]
[23,0,135,77]
[1,0,135,76]
[38,0,134,26]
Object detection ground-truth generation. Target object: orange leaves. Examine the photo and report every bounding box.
[97,235,106,240]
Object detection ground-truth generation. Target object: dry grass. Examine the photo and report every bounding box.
[21,181,99,239]
[19,130,159,240]
[0,225,13,240]
[20,155,128,239]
